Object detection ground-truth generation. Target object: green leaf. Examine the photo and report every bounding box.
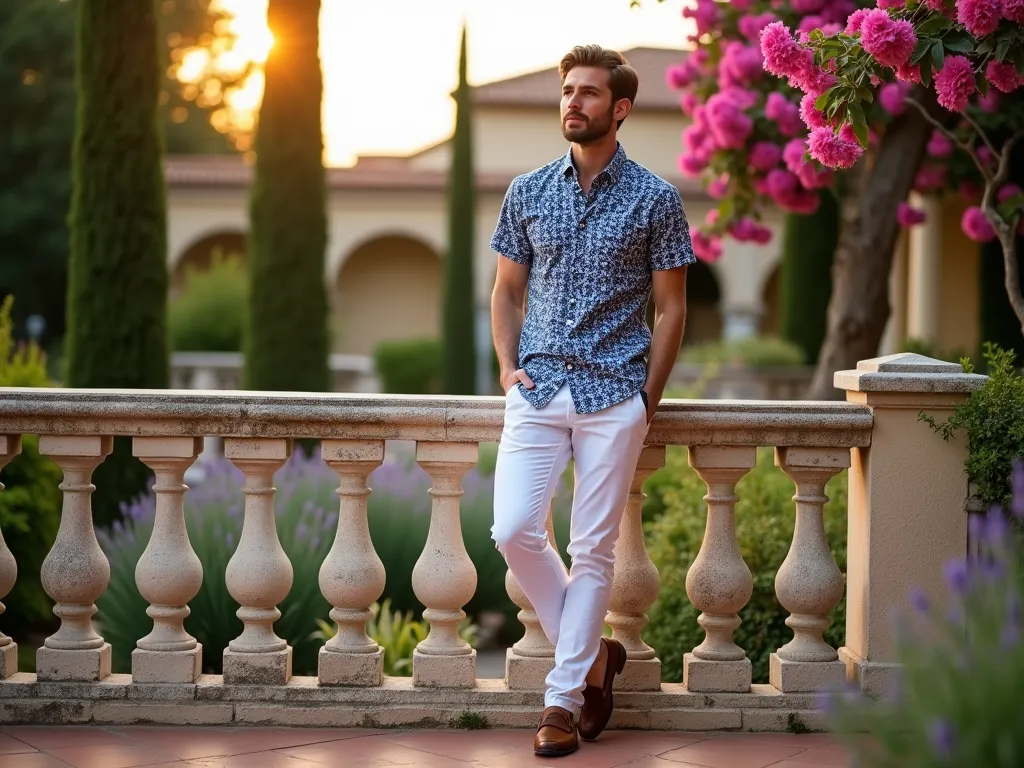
[977,75,989,97]
[815,89,833,112]
[917,15,952,36]
[849,102,869,147]
[931,41,946,72]
[911,40,932,65]
[996,37,1011,62]
[856,86,874,103]
[943,36,975,53]
[921,63,933,88]
[977,37,996,55]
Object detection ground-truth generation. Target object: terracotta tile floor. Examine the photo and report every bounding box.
[0,726,854,767]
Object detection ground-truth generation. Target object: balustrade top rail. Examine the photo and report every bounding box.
[0,387,872,447]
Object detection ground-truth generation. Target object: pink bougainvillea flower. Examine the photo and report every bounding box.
[683,0,721,36]
[824,0,858,25]
[977,89,1001,112]
[914,164,948,192]
[808,125,864,169]
[878,0,905,7]
[765,92,805,136]
[761,22,814,82]
[784,138,833,189]
[962,206,997,242]
[978,145,995,167]
[896,61,922,84]
[720,42,765,87]
[922,0,948,9]
[999,184,1024,203]
[800,93,829,129]
[666,62,696,90]
[708,174,731,199]
[680,92,701,115]
[927,131,954,158]
[704,92,754,149]
[798,15,826,34]
[739,12,780,42]
[956,0,1002,37]
[897,202,927,227]
[879,82,910,115]
[1005,0,1024,22]
[729,218,773,244]
[766,167,800,198]
[678,152,708,178]
[692,230,724,261]
[860,9,917,67]
[720,85,760,110]
[845,7,872,33]
[749,141,784,172]
[793,0,826,13]
[934,56,976,111]
[986,60,1024,93]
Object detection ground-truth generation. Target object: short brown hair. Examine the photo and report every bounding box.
[558,45,639,127]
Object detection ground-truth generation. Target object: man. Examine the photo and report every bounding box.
[489,44,695,757]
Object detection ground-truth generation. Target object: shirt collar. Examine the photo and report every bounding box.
[561,142,627,186]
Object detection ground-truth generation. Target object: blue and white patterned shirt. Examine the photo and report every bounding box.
[490,143,696,414]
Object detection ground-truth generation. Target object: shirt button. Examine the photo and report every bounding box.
[579,221,586,229]
[566,364,573,370]
[569,298,576,304]
[565,320,572,326]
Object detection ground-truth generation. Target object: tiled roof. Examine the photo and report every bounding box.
[469,46,686,111]
[164,154,707,199]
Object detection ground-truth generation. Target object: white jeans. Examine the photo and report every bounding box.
[491,383,649,712]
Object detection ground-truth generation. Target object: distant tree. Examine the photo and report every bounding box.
[0,0,240,357]
[64,0,169,526]
[442,25,478,395]
[244,0,330,393]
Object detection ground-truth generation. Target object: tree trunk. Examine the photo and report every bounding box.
[65,0,168,525]
[805,89,949,400]
[245,0,329,393]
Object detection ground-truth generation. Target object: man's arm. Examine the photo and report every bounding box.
[491,257,535,392]
[643,265,688,421]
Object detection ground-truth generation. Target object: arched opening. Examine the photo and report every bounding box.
[759,263,781,336]
[333,235,442,355]
[684,259,723,345]
[172,231,247,297]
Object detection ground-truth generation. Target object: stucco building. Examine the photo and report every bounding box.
[165,46,981,390]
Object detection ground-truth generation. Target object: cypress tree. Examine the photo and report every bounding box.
[64,0,169,526]
[442,25,478,395]
[777,189,840,364]
[244,0,329,392]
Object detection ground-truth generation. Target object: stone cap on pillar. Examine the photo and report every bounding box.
[834,353,988,394]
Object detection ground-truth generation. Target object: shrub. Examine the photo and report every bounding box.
[643,447,847,684]
[311,598,478,676]
[680,336,807,369]
[0,296,61,641]
[922,343,1024,512]
[823,481,1024,766]
[373,338,442,394]
[168,251,247,352]
[96,444,571,674]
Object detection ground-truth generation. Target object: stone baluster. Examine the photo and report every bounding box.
[318,439,386,686]
[607,445,666,691]
[0,436,23,678]
[131,437,204,683]
[684,445,756,693]
[223,438,294,684]
[412,442,479,688]
[36,436,113,681]
[770,447,849,693]
[504,501,558,690]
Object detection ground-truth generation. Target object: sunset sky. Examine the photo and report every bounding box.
[202,0,692,166]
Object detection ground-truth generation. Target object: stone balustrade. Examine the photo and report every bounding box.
[0,354,984,730]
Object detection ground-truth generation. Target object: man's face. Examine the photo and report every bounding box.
[560,66,618,144]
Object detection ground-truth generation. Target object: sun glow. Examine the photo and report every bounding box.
[176,0,689,166]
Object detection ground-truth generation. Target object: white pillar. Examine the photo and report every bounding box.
[906,193,942,345]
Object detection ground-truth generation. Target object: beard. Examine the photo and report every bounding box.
[561,106,614,144]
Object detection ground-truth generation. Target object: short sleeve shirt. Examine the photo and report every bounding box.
[490,143,696,414]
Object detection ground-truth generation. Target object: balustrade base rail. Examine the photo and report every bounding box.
[0,674,828,732]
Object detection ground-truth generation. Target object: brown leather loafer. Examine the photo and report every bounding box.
[579,637,628,741]
[534,705,578,757]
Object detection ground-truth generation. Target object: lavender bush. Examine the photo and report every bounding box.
[822,462,1024,766]
[97,442,571,675]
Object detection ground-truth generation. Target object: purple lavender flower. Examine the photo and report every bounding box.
[296,523,309,541]
[968,513,988,544]
[311,535,321,549]
[1003,593,1021,649]
[1012,459,1024,518]
[909,587,929,615]
[226,531,235,549]
[986,506,1010,542]
[943,558,970,595]
[815,688,836,716]
[928,719,956,760]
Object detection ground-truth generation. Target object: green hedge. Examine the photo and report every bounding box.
[374,338,442,394]
[169,251,247,352]
[642,446,848,683]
